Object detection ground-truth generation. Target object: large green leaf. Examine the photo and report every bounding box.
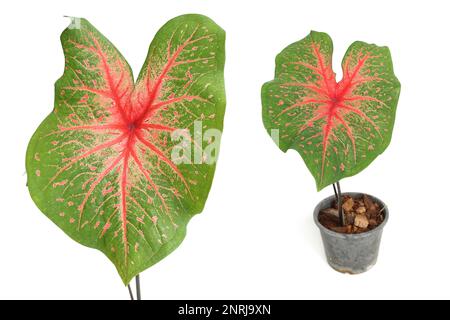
[26,15,226,285]
[262,31,400,190]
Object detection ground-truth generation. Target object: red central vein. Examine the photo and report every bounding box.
[135,131,189,191]
[134,27,201,125]
[89,34,129,124]
[321,113,334,177]
[120,148,130,261]
[312,44,335,98]
[58,124,124,132]
[130,148,169,213]
[140,123,176,132]
[337,54,370,97]
[48,133,127,187]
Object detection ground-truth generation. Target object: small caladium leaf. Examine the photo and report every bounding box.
[262,31,400,190]
[26,15,225,284]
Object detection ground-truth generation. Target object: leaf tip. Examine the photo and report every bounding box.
[62,16,88,32]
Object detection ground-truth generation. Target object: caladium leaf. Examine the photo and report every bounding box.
[262,31,400,190]
[26,15,226,285]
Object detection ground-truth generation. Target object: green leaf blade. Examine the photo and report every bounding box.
[26,15,226,285]
[262,31,400,190]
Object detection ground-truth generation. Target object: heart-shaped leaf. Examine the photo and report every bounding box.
[26,15,226,284]
[262,31,400,190]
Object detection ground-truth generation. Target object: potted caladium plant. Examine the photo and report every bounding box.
[26,14,226,298]
[262,31,400,274]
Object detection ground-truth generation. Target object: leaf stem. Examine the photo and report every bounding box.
[332,183,338,200]
[334,181,345,226]
[127,274,141,300]
[136,274,141,300]
[127,284,135,300]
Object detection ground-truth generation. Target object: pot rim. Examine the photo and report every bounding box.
[313,192,389,239]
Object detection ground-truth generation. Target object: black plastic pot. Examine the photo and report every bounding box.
[313,192,389,274]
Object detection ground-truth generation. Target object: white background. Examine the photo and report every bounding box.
[1,0,449,300]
